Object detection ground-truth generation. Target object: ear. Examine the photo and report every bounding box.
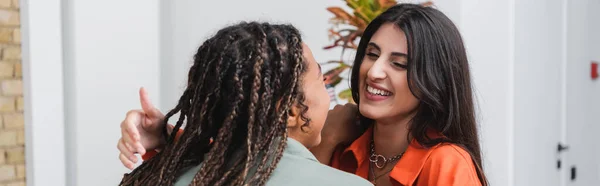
[286,104,301,128]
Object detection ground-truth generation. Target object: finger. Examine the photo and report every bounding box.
[123,115,146,154]
[118,139,137,163]
[139,87,162,118]
[166,124,175,135]
[121,122,140,152]
[119,153,135,170]
[135,141,146,155]
[123,110,142,141]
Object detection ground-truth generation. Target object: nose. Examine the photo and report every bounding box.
[366,59,387,81]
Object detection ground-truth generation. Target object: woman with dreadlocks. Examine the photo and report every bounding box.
[117,22,372,186]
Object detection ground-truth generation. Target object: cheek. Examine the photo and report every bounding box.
[358,60,370,77]
[357,60,371,86]
[392,74,419,109]
[317,86,330,122]
[307,84,329,128]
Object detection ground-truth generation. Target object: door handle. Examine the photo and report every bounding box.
[556,143,569,169]
[571,166,576,181]
[558,143,569,153]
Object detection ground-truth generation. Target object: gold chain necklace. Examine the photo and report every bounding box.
[368,138,404,185]
[369,139,404,169]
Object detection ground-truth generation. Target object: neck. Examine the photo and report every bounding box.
[372,116,412,158]
[287,128,314,148]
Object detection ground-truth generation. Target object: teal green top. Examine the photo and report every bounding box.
[174,138,372,186]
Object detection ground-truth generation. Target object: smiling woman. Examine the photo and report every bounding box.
[330,3,488,185]
[359,26,416,115]
[321,0,433,104]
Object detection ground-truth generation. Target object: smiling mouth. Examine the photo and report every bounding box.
[366,85,392,96]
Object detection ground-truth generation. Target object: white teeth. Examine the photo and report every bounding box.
[367,85,391,96]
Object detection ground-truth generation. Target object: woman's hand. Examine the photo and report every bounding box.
[311,103,362,164]
[117,87,166,169]
[322,103,361,145]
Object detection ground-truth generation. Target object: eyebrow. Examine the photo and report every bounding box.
[392,52,408,57]
[368,42,381,51]
[368,42,408,57]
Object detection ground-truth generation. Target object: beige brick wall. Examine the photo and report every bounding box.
[0,0,24,185]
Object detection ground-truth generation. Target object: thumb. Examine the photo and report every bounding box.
[139,87,163,118]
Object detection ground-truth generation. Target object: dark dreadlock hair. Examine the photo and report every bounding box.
[119,22,310,186]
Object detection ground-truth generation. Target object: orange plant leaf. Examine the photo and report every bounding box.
[327,7,354,22]
[323,65,349,86]
[379,0,397,8]
[420,1,433,7]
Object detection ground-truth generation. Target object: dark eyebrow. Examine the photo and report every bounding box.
[392,52,408,57]
[369,42,407,57]
[368,42,380,50]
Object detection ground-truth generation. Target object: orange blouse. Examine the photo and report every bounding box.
[330,126,482,186]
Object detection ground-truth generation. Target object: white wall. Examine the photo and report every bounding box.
[62,0,160,185]
[21,0,66,185]
[160,0,348,111]
[459,1,513,185]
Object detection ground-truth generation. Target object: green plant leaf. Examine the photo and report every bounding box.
[338,89,354,103]
[345,0,359,9]
[359,0,370,10]
[372,0,381,11]
[353,8,371,23]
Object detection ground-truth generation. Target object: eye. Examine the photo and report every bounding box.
[366,53,379,57]
[391,62,408,69]
[366,53,379,61]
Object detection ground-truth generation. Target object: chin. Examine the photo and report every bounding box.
[359,103,385,120]
[308,135,321,148]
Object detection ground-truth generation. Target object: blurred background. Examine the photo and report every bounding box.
[0,0,598,185]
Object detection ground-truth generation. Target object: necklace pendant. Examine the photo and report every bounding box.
[370,154,387,169]
[375,160,385,169]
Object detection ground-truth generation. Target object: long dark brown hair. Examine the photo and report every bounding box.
[119,22,310,186]
[350,4,488,185]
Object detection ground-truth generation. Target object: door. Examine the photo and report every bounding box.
[513,0,564,185]
[563,0,600,186]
